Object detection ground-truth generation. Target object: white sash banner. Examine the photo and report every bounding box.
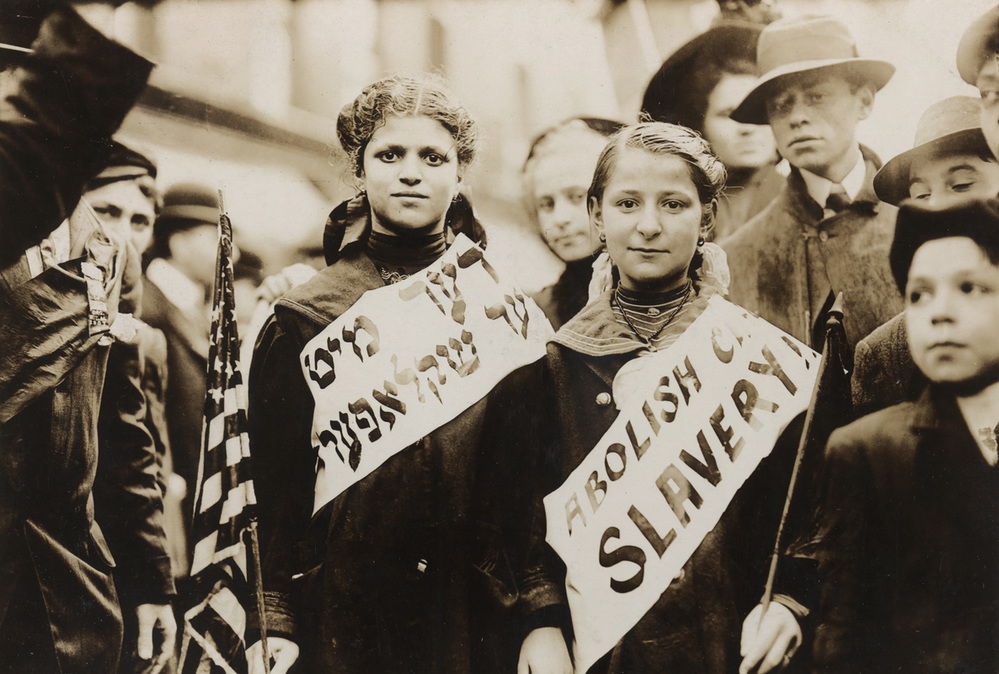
[543,296,819,673]
[301,234,553,514]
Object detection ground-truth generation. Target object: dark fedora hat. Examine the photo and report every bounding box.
[874,97,990,205]
[731,15,894,124]
[958,5,999,85]
[890,198,999,292]
[641,21,762,127]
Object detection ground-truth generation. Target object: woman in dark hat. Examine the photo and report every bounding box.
[641,22,781,241]
[246,74,541,674]
[523,117,625,328]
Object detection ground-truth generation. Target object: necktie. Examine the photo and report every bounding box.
[825,184,850,214]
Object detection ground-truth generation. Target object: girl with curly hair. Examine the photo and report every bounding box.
[246,75,529,674]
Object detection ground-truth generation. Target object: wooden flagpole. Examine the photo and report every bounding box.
[760,293,844,612]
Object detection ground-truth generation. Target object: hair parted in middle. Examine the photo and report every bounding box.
[588,121,727,220]
[336,74,478,179]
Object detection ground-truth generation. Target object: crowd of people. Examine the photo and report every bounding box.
[0,1,997,673]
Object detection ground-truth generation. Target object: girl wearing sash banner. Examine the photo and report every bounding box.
[246,75,542,673]
[515,122,814,674]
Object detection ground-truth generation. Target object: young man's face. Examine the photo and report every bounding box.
[976,56,999,160]
[905,236,999,388]
[907,151,999,208]
[765,72,873,180]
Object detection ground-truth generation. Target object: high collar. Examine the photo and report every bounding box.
[322,192,487,266]
[553,283,715,357]
[786,144,884,221]
[799,145,866,205]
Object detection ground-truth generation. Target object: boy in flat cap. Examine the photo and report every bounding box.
[721,15,901,354]
[852,96,999,416]
[812,199,999,673]
[959,5,999,161]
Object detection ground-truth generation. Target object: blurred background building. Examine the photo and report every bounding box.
[111,0,992,291]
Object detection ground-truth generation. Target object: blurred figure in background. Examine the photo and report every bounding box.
[0,3,155,672]
[642,22,782,241]
[89,142,178,673]
[522,117,624,328]
[853,97,999,417]
[232,248,264,339]
[723,15,901,353]
[141,183,220,557]
[714,0,780,26]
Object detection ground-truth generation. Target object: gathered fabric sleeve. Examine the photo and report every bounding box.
[246,312,320,640]
[0,6,153,264]
[95,334,176,604]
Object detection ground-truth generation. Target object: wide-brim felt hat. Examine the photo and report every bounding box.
[957,5,999,85]
[731,15,895,124]
[874,96,990,205]
[641,21,762,124]
[890,198,999,292]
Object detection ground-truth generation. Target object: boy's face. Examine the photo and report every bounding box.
[907,151,999,208]
[765,72,873,180]
[976,56,999,160]
[905,236,999,388]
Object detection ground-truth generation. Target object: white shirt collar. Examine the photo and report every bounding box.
[799,146,867,207]
[146,257,206,318]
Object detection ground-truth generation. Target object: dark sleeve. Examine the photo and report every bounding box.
[246,313,318,640]
[0,5,153,265]
[512,356,570,634]
[729,413,817,621]
[811,428,878,673]
[95,336,176,604]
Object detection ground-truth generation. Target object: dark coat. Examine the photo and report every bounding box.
[812,387,999,673]
[712,163,785,242]
[850,313,926,418]
[0,7,152,673]
[721,147,902,354]
[248,205,535,673]
[140,277,209,521]
[95,322,176,605]
[532,257,595,331]
[519,289,813,674]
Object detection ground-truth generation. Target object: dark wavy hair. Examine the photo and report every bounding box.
[336,74,477,178]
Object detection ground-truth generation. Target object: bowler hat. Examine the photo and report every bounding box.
[731,15,894,124]
[88,141,158,189]
[957,6,999,85]
[889,198,999,292]
[641,22,761,127]
[874,97,990,205]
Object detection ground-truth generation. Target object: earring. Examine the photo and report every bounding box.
[697,235,705,247]
[599,233,606,243]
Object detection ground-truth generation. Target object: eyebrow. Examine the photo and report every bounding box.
[946,164,979,175]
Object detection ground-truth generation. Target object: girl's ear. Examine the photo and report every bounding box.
[589,195,603,230]
[701,199,718,238]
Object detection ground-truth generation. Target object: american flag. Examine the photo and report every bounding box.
[179,201,262,674]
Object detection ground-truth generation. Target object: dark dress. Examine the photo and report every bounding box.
[813,387,999,673]
[532,257,595,330]
[248,200,536,673]
[518,282,814,673]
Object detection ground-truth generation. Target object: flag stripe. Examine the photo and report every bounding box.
[181,209,259,674]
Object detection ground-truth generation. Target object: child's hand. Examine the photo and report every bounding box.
[739,602,801,673]
[247,637,299,674]
[518,626,573,674]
